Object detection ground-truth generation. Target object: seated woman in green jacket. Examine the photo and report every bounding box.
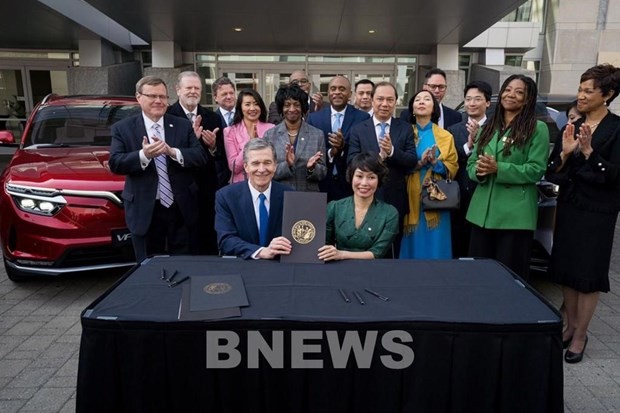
[318,152,399,261]
[466,74,549,280]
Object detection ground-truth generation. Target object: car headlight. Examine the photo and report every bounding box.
[6,184,67,216]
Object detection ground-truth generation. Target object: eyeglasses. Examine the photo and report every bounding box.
[139,93,169,101]
[426,84,447,91]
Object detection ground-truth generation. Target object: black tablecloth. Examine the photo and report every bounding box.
[77,256,563,413]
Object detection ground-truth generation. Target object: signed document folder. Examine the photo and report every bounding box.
[280,191,327,264]
[178,274,248,320]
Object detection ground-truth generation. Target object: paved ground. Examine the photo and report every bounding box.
[1,224,620,412]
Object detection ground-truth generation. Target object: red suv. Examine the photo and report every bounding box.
[0,95,140,281]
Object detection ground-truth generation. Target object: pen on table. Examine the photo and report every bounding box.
[167,269,179,282]
[338,288,351,303]
[160,268,167,280]
[169,276,190,288]
[353,290,365,305]
[364,288,390,302]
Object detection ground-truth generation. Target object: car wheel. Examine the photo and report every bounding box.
[3,258,27,282]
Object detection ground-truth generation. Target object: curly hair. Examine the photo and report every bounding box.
[274,84,309,116]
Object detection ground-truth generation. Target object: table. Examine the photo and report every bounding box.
[77,256,563,413]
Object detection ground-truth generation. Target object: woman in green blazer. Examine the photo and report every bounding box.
[318,152,399,260]
[466,75,549,279]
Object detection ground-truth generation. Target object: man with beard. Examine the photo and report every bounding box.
[167,71,225,254]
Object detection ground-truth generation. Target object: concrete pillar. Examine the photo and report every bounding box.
[78,39,115,67]
[436,44,459,71]
[152,41,183,68]
[435,44,464,108]
[483,49,505,66]
[68,62,142,95]
[538,0,620,104]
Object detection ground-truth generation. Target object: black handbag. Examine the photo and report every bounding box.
[421,175,461,211]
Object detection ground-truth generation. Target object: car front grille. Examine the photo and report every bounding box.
[57,244,135,268]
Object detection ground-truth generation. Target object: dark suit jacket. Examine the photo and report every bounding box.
[447,119,477,203]
[167,102,227,253]
[400,104,462,128]
[307,105,369,200]
[348,117,417,220]
[215,181,293,259]
[109,113,208,236]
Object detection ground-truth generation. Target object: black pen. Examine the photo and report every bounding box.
[160,268,167,280]
[364,288,390,302]
[353,290,365,305]
[167,270,179,282]
[169,276,190,288]
[338,288,351,303]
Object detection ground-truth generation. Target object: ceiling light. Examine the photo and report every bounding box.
[233,28,243,32]
[368,30,376,34]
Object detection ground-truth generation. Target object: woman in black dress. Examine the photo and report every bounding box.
[546,64,620,363]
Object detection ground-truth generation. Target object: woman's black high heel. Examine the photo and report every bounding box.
[565,336,588,363]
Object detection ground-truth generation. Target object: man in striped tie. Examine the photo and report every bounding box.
[110,76,208,262]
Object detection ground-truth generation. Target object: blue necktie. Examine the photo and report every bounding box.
[259,193,269,247]
[379,122,387,139]
[226,111,234,126]
[331,113,343,175]
[332,113,343,133]
[151,124,174,208]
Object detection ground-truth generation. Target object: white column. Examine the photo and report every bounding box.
[79,39,115,67]
[436,44,459,71]
[484,49,505,66]
[152,41,183,68]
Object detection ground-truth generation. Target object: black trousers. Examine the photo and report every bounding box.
[468,225,533,281]
[132,202,196,262]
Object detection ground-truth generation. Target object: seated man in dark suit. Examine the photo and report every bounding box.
[215,139,293,259]
[400,68,462,128]
[167,71,226,255]
[110,76,208,262]
[348,81,417,256]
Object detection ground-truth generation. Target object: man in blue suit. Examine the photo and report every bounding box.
[215,139,293,259]
[307,75,369,201]
[110,76,208,262]
[348,81,417,256]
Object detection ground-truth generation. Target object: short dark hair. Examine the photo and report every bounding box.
[372,81,398,100]
[213,76,235,96]
[136,76,166,94]
[274,84,309,116]
[355,79,375,90]
[464,80,492,102]
[231,89,268,125]
[580,64,620,106]
[425,68,447,82]
[346,152,389,187]
[407,90,440,125]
